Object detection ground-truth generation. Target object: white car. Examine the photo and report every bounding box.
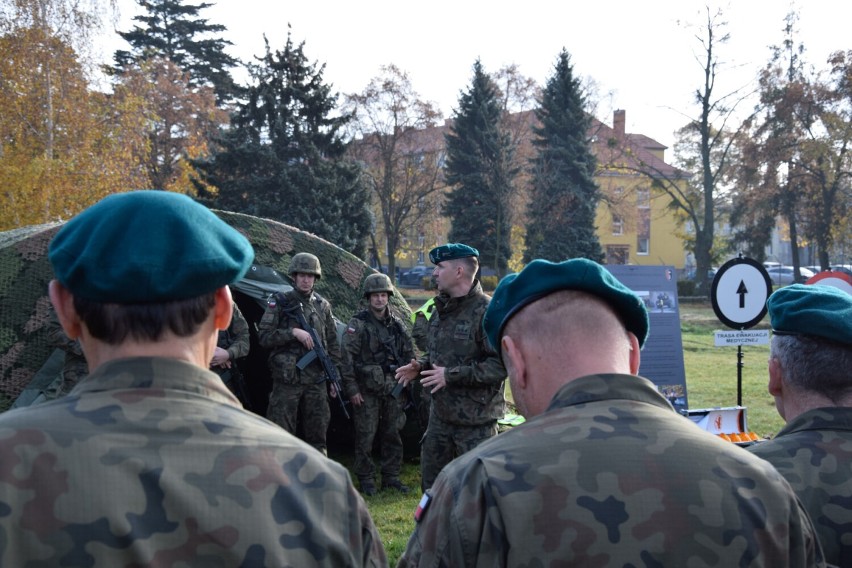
[766,265,815,285]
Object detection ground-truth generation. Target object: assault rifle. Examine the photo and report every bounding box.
[280,295,350,419]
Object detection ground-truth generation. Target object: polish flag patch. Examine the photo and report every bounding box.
[413,491,432,522]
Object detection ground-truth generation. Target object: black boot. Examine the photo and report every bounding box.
[382,478,410,494]
[359,478,377,497]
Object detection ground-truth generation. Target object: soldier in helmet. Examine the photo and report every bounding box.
[258,252,343,455]
[341,273,416,496]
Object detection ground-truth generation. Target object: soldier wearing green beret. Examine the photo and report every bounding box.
[748,283,852,566]
[0,191,386,567]
[398,258,826,567]
[395,243,506,492]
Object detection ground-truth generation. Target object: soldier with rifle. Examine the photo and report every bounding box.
[258,253,344,456]
[342,273,415,496]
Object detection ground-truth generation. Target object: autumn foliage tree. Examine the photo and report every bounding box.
[0,26,148,230]
[115,57,227,193]
[735,12,852,273]
[345,64,444,276]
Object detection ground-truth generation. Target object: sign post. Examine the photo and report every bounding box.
[710,255,773,405]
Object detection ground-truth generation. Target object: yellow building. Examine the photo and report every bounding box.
[593,110,689,268]
[357,109,689,272]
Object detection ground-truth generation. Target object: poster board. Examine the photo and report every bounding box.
[605,265,688,413]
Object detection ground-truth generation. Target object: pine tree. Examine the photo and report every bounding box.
[443,60,516,276]
[524,49,603,263]
[112,0,239,103]
[193,32,371,257]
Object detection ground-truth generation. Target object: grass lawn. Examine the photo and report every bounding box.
[337,298,784,565]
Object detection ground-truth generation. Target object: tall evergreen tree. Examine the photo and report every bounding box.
[524,49,603,263]
[112,0,239,103]
[193,32,371,257]
[444,60,516,276]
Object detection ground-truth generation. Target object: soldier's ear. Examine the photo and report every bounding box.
[767,357,783,397]
[501,335,526,389]
[48,280,82,340]
[213,286,234,331]
[627,332,641,375]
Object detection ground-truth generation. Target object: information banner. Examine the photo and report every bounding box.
[606,265,688,412]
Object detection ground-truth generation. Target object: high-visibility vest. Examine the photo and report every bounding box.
[410,297,436,324]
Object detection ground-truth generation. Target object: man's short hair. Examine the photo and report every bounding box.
[73,293,217,345]
[772,334,852,402]
[457,255,479,276]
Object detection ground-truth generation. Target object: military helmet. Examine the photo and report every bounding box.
[289,252,322,279]
[363,273,394,297]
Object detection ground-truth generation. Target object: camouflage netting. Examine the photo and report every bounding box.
[0,210,410,413]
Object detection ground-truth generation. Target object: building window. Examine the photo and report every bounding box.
[636,187,650,208]
[606,245,630,265]
[612,215,624,236]
[637,208,650,255]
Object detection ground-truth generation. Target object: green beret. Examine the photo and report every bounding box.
[429,243,479,265]
[49,191,254,303]
[483,258,649,353]
[767,283,852,345]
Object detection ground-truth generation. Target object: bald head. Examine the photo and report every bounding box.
[501,289,639,417]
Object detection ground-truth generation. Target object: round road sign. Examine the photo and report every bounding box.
[710,257,773,329]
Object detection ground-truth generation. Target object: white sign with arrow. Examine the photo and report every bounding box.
[711,257,773,330]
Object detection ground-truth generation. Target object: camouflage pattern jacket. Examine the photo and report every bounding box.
[342,309,415,398]
[399,374,826,568]
[0,357,387,567]
[216,302,251,363]
[748,407,852,566]
[418,281,506,426]
[257,289,342,386]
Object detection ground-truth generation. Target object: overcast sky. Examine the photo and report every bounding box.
[107,0,851,151]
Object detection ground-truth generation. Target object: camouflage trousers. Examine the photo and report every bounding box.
[267,380,330,454]
[352,391,406,483]
[420,411,497,492]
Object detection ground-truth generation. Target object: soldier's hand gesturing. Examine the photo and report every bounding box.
[395,359,421,385]
[420,366,447,394]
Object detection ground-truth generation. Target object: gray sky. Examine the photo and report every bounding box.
[107,0,851,151]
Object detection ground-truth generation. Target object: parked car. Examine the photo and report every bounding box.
[398,265,432,287]
[766,265,815,285]
[804,265,852,277]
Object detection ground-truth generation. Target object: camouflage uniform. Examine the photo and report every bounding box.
[211,302,250,395]
[342,309,415,488]
[0,357,386,567]
[258,289,341,454]
[399,374,826,567]
[418,280,506,490]
[748,407,852,566]
[45,308,88,399]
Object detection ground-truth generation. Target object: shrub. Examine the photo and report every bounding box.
[481,275,499,291]
[677,279,697,297]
